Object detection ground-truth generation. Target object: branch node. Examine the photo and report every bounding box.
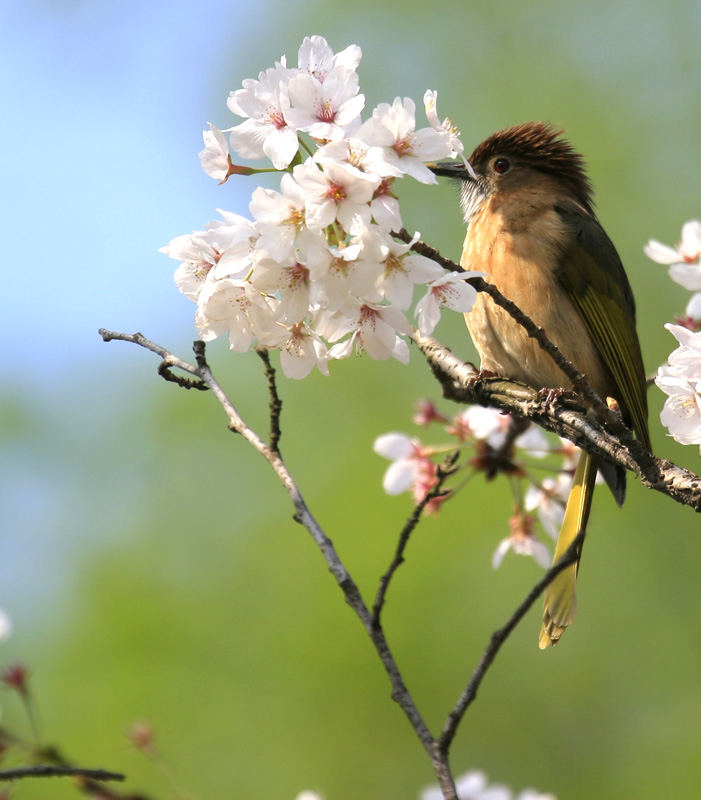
[157,360,208,391]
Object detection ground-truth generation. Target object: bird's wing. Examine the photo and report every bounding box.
[555,206,651,452]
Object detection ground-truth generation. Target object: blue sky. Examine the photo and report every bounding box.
[1,0,273,383]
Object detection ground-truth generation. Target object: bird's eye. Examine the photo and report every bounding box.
[493,157,511,175]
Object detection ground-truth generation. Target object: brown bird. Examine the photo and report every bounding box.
[431,122,651,647]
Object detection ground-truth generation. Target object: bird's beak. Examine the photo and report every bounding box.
[427,160,477,181]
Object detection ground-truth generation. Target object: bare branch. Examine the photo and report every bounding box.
[372,453,459,628]
[256,348,283,453]
[0,765,125,782]
[415,333,701,512]
[157,361,209,391]
[438,531,584,753]
[99,329,442,783]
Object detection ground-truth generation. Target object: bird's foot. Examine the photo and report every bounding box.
[537,387,577,407]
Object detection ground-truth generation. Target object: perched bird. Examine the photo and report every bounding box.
[430,122,651,647]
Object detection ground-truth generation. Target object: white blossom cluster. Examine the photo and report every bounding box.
[421,769,556,800]
[645,221,701,452]
[161,36,479,379]
[295,770,556,800]
[373,402,585,570]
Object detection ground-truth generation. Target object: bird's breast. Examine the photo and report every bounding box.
[461,195,615,396]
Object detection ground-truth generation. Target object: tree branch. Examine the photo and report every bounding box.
[100,322,700,800]
[0,765,125,782]
[372,453,458,628]
[438,530,585,753]
[255,348,283,453]
[99,330,447,791]
[414,333,701,512]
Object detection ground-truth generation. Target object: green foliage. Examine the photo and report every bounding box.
[4,1,701,799]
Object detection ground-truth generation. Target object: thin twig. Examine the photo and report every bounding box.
[414,333,701,512]
[438,530,585,753]
[100,326,701,800]
[0,765,125,782]
[372,453,459,628]
[157,361,209,390]
[99,330,443,777]
[256,348,283,453]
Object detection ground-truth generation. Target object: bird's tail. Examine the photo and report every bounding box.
[539,450,597,649]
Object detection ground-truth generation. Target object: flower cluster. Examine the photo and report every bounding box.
[374,401,585,569]
[421,769,556,800]
[645,221,701,450]
[655,324,701,452]
[295,770,556,800]
[161,36,479,379]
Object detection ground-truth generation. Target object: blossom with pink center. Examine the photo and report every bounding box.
[492,512,551,569]
[296,35,361,82]
[195,278,280,353]
[373,432,432,495]
[160,231,220,302]
[292,159,379,231]
[655,323,701,451]
[356,97,454,184]
[227,63,300,170]
[285,67,365,141]
[415,271,479,335]
[252,257,312,325]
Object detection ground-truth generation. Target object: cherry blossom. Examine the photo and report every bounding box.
[356,97,454,184]
[373,433,428,495]
[286,68,365,141]
[199,123,232,182]
[163,36,477,380]
[296,35,361,81]
[492,512,551,569]
[292,159,379,231]
[227,63,299,170]
[655,324,701,451]
[415,271,479,335]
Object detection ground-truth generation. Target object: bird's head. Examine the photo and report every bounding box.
[430,122,594,224]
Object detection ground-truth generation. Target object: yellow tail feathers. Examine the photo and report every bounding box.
[539,451,598,649]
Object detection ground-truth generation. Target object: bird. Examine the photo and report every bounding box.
[430,122,651,648]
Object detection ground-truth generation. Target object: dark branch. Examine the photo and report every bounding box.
[438,530,585,753]
[372,453,459,628]
[415,333,701,512]
[0,764,125,782]
[256,348,283,453]
[157,361,209,390]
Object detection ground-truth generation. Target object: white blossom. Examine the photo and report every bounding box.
[160,232,219,302]
[415,271,479,335]
[228,64,300,170]
[357,97,454,184]
[644,220,701,291]
[656,324,701,450]
[296,35,361,81]
[164,36,474,380]
[277,323,330,379]
[525,474,572,539]
[286,68,365,141]
[199,123,232,182]
[373,432,423,494]
[292,159,379,231]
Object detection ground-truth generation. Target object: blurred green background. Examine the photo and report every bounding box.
[2,1,701,798]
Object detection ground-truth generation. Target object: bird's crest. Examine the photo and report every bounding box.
[470,122,594,212]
